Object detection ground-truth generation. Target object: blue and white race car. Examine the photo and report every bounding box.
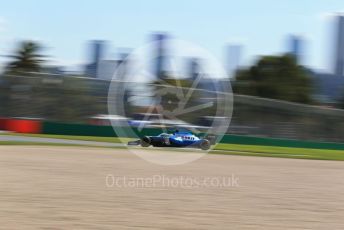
[128,129,216,150]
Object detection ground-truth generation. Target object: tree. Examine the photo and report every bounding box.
[6,41,44,73]
[233,54,312,104]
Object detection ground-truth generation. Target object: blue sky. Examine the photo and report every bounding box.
[0,0,343,72]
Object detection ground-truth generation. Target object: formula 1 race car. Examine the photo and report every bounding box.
[128,128,216,150]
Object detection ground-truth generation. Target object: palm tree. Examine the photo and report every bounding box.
[7,41,44,73]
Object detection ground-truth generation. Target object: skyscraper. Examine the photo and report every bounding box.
[97,60,118,81]
[288,35,303,63]
[227,45,242,78]
[334,15,344,76]
[151,33,169,79]
[188,58,200,81]
[85,40,106,78]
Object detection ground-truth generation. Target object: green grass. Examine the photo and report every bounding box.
[0,141,129,150]
[0,132,132,143]
[1,132,344,161]
[213,143,344,161]
[0,141,87,147]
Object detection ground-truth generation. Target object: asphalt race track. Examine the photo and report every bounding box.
[1,146,344,229]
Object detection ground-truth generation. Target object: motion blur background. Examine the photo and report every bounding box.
[1,0,344,143]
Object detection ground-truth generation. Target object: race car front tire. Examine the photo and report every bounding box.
[200,139,211,150]
[141,136,151,147]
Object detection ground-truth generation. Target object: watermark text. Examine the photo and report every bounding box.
[106,174,239,189]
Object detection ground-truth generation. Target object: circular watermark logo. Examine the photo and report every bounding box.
[108,38,233,165]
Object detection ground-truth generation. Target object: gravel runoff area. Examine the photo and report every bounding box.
[0,146,344,229]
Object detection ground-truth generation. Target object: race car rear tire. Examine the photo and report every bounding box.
[205,134,217,145]
[141,136,151,147]
[200,139,211,150]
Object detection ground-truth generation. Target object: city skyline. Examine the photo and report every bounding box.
[1,1,344,72]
